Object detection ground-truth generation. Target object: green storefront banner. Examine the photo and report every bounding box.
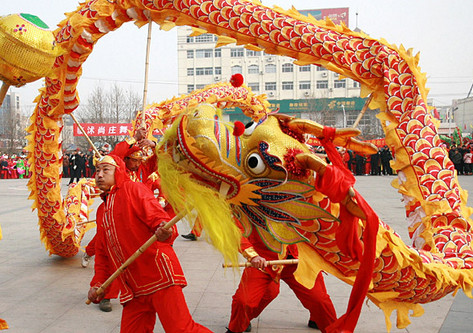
[225,97,368,122]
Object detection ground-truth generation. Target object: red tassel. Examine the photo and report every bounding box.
[233,121,245,136]
[230,73,244,87]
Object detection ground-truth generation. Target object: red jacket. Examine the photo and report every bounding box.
[111,140,158,183]
[93,178,186,304]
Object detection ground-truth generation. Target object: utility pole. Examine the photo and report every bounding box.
[467,80,473,98]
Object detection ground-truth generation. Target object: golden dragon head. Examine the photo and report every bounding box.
[157,104,377,253]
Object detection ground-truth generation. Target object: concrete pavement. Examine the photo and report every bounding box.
[0,175,472,332]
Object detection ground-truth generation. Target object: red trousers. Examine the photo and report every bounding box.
[228,267,337,333]
[120,286,212,333]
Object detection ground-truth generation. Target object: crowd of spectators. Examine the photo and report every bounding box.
[63,149,102,183]
[3,142,472,182]
[448,144,473,175]
[0,153,29,179]
[313,145,394,176]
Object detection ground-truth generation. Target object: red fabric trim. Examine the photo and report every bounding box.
[316,127,379,333]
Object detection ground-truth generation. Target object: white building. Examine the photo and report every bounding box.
[177,29,361,101]
[176,8,383,138]
[452,97,473,136]
[0,91,23,151]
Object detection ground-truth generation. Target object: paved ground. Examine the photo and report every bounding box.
[0,175,472,332]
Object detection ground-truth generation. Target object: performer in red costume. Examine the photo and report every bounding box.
[226,223,337,333]
[110,127,158,185]
[88,155,211,333]
[82,128,160,311]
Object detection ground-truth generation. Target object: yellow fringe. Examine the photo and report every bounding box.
[157,153,241,267]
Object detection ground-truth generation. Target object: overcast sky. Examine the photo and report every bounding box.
[2,0,473,112]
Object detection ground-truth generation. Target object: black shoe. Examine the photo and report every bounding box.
[99,299,112,312]
[181,233,197,241]
[308,320,318,329]
[225,323,251,333]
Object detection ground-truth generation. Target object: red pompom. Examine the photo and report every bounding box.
[233,121,245,137]
[230,73,244,87]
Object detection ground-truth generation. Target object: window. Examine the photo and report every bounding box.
[248,65,259,74]
[196,84,206,90]
[248,83,260,92]
[265,64,276,73]
[316,66,327,71]
[282,81,293,90]
[316,80,328,89]
[195,34,214,43]
[282,63,294,73]
[322,114,336,127]
[215,67,222,75]
[334,79,346,88]
[215,49,221,57]
[231,65,242,75]
[196,67,213,75]
[187,50,194,58]
[187,85,194,93]
[352,80,360,88]
[187,68,194,76]
[231,48,244,57]
[246,50,260,57]
[299,65,311,72]
[186,36,194,43]
[196,49,213,58]
[299,81,311,90]
[265,82,276,90]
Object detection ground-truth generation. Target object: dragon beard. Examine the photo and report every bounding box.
[157,152,241,267]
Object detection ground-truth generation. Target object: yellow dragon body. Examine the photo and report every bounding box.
[16,0,472,330]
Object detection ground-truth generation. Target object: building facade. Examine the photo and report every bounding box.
[452,97,473,135]
[0,92,25,151]
[176,8,383,138]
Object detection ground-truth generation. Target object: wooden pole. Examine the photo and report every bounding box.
[86,210,185,305]
[76,219,96,227]
[69,113,102,158]
[352,94,374,129]
[141,18,152,127]
[0,82,10,108]
[222,259,299,268]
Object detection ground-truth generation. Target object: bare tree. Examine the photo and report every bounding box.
[80,85,108,123]
[126,88,142,122]
[75,85,142,149]
[108,83,127,123]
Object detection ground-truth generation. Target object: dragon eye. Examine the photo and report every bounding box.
[244,121,257,136]
[247,153,266,174]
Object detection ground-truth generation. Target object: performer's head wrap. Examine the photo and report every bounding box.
[96,154,130,188]
[125,146,144,160]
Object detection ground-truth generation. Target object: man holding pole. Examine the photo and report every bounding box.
[87,155,211,333]
[81,128,160,312]
[226,223,337,333]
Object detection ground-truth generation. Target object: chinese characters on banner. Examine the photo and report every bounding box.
[73,123,161,136]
